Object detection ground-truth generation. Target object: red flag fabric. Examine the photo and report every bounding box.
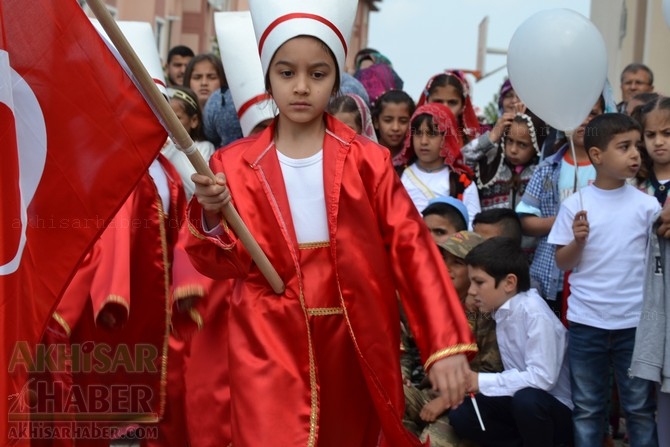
[0,0,167,443]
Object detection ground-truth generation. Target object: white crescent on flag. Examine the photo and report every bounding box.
[0,50,47,275]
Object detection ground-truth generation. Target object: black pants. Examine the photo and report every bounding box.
[449,387,573,447]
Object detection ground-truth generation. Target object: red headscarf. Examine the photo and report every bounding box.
[396,103,473,177]
[417,70,481,140]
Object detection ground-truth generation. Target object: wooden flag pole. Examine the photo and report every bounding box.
[87,0,285,294]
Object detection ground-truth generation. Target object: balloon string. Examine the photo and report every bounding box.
[567,130,583,210]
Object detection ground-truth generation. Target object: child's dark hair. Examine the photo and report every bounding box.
[629,92,660,119]
[404,113,442,165]
[264,36,340,94]
[183,53,227,88]
[518,109,549,153]
[473,209,522,246]
[327,95,361,127]
[371,90,415,123]
[169,86,205,141]
[422,203,467,232]
[426,73,465,104]
[465,237,530,291]
[424,73,481,144]
[410,113,440,134]
[584,113,642,162]
[354,47,379,68]
[167,45,194,64]
[632,96,670,184]
[635,95,670,127]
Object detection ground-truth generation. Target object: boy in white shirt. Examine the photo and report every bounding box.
[548,113,659,447]
[449,237,573,446]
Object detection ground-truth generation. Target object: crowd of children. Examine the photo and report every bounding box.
[32,1,670,446]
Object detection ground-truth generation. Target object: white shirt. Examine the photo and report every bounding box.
[548,184,660,329]
[478,289,573,410]
[400,164,480,229]
[277,149,329,244]
[148,158,170,215]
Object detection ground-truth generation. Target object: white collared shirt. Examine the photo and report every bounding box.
[478,289,573,410]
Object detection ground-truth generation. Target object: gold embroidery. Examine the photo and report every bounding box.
[51,312,71,337]
[307,307,344,316]
[187,216,230,244]
[156,196,171,420]
[257,163,318,446]
[424,343,479,371]
[189,308,204,331]
[302,291,318,447]
[298,241,330,250]
[97,294,130,313]
[173,285,206,300]
[188,220,209,241]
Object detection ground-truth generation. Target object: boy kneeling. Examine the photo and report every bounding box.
[449,237,573,446]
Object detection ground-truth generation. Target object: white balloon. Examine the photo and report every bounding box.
[664,0,670,29]
[507,9,608,132]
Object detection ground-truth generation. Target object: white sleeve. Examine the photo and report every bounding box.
[463,182,481,230]
[202,210,225,236]
[478,314,567,396]
[547,200,576,246]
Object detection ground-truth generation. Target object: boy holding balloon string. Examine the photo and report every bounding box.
[515,97,604,315]
[548,113,659,447]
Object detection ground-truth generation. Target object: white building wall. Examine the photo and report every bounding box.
[591,0,670,102]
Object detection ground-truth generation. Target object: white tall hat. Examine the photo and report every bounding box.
[91,20,167,97]
[215,12,276,137]
[248,0,358,76]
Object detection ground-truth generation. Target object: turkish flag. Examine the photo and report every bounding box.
[0,1,167,443]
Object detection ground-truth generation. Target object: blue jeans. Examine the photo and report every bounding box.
[568,322,657,447]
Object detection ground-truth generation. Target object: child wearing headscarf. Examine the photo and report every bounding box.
[417,71,481,145]
[473,112,543,211]
[353,48,404,106]
[396,103,481,228]
[327,93,377,141]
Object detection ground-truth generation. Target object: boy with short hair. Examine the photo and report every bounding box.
[548,113,659,447]
[449,237,573,446]
[439,232,503,374]
[516,98,604,314]
[421,196,469,244]
[472,208,523,245]
[403,231,502,447]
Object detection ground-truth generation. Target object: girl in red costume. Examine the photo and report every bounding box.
[186,1,477,445]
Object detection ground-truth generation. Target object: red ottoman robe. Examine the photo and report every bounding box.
[47,155,186,446]
[186,115,476,447]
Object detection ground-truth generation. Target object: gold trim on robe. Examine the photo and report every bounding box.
[424,343,480,371]
[51,312,71,337]
[306,307,344,316]
[298,241,330,250]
